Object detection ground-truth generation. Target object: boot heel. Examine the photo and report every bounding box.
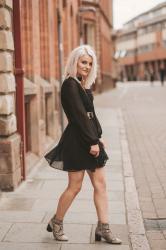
[95,234,101,241]
[47,223,52,232]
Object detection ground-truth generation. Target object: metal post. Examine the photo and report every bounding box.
[13,0,26,180]
[57,8,64,132]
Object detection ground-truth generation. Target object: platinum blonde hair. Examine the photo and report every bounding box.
[63,45,97,88]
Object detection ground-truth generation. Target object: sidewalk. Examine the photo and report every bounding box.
[117,82,166,250]
[0,83,152,250]
[96,81,166,250]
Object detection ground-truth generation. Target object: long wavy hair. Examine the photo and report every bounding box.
[63,45,97,88]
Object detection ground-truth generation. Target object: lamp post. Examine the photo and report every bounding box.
[57,8,64,132]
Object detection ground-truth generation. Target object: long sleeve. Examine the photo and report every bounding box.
[93,109,102,138]
[86,88,102,138]
[61,78,99,146]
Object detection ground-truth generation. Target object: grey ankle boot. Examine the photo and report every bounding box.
[46,215,68,241]
[95,221,122,244]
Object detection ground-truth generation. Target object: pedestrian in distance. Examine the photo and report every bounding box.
[45,45,122,244]
[159,64,165,86]
[149,67,155,86]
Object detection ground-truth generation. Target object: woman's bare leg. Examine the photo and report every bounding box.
[55,170,85,220]
[87,167,109,223]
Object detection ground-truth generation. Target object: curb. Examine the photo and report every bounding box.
[118,109,151,250]
[0,190,4,200]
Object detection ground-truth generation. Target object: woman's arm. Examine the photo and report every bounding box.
[61,79,99,147]
[93,110,102,138]
[85,88,102,138]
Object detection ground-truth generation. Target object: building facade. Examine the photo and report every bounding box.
[0,0,114,191]
[115,2,166,81]
[80,0,114,90]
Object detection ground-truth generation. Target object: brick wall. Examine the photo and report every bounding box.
[20,0,61,174]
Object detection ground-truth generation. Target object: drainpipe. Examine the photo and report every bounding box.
[57,8,64,132]
[13,0,26,180]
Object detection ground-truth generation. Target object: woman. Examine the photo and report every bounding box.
[45,45,122,244]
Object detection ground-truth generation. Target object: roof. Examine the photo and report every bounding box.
[125,1,166,25]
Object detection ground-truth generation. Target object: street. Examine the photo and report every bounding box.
[0,81,166,249]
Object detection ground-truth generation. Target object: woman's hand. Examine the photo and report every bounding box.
[90,144,100,157]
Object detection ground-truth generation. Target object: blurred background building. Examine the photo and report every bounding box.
[115,2,166,81]
[0,0,114,190]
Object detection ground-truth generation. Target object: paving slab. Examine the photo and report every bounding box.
[147,231,165,240]
[32,199,58,212]
[0,242,61,250]
[148,239,166,249]
[0,211,46,223]
[3,222,92,244]
[0,223,12,241]
[61,244,130,250]
[0,198,36,211]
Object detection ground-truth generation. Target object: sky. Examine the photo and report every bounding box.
[113,0,166,29]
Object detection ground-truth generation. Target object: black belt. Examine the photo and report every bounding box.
[87,112,94,119]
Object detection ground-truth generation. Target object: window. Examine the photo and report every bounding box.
[137,43,155,54]
[25,96,32,152]
[163,40,166,48]
[21,0,33,80]
[84,23,95,48]
[162,21,166,28]
[126,49,136,57]
[39,0,50,81]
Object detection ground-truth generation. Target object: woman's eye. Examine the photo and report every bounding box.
[81,61,92,66]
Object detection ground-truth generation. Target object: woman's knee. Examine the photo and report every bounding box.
[67,170,84,195]
[93,177,107,193]
[67,182,82,195]
[88,168,107,193]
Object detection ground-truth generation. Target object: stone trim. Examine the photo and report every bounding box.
[24,77,38,96]
[0,7,11,28]
[0,3,21,191]
[0,0,12,9]
[0,73,15,93]
[0,30,14,50]
[40,77,53,94]
[0,51,12,72]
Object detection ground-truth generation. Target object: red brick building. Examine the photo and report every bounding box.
[0,0,113,190]
[115,2,166,82]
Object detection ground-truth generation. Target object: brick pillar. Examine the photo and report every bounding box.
[0,0,21,191]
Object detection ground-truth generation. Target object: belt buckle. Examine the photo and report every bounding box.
[87,112,93,119]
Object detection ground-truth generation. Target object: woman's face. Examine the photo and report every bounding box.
[77,54,93,79]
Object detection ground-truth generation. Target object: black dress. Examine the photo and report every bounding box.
[44,77,108,172]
